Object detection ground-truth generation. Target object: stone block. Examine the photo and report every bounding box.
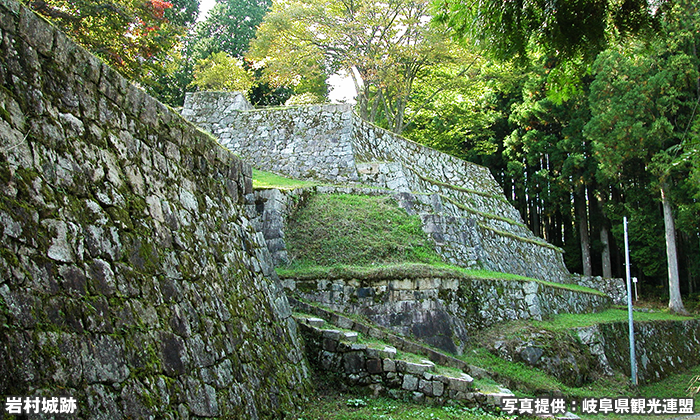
[412,392,425,403]
[382,346,397,359]
[418,379,432,395]
[322,338,338,352]
[342,331,358,342]
[433,380,445,397]
[383,358,396,372]
[322,329,341,340]
[353,322,369,335]
[402,374,418,391]
[335,315,354,329]
[447,374,473,393]
[404,361,434,376]
[306,317,324,328]
[366,358,382,374]
[486,391,514,406]
[344,352,365,374]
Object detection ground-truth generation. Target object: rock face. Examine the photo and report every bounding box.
[0,2,308,418]
[182,92,571,283]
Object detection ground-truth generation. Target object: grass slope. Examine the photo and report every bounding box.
[285,194,443,267]
[252,168,317,190]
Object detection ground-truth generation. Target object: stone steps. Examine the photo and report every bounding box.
[290,298,516,409]
[294,310,583,420]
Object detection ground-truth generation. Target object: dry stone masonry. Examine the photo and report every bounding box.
[182,92,572,283]
[284,273,611,355]
[576,319,700,385]
[297,316,511,407]
[0,2,308,418]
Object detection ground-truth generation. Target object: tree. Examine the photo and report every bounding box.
[585,0,700,313]
[25,0,198,84]
[191,51,254,92]
[190,0,271,59]
[247,0,461,133]
[433,0,659,62]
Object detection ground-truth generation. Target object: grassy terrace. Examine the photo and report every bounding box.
[255,168,700,420]
[533,307,696,331]
[252,168,318,190]
[278,262,607,297]
[285,193,443,267]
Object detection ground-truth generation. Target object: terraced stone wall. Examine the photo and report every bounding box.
[182,93,572,283]
[283,275,611,355]
[352,119,570,283]
[0,3,308,418]
[296,316,513,408]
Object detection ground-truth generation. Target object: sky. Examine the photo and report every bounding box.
[197,0,216,21]
[196,0,356,103]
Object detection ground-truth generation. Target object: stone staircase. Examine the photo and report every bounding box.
[290,298,515,408]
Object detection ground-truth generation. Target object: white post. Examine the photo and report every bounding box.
[624,216,638,385]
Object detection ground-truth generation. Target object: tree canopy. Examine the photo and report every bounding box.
[190,0,271,59]
[433,0,660,61]
[247,0,464,133]
[24,0,199,83]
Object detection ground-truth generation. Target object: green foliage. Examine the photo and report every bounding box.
[433,0,658,62]
[284,92,324,106]
[285,194,443,267]
[190,0,270,59]
[247,0,464,133]
[532,309,695,332]
[25,0,197,86]
[584,0,700,292]
[402,56,515,162]
[190,51,254,92]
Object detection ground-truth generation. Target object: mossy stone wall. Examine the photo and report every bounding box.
[0,1,309,417]
[283,275,610,355]
[577,319,700,384]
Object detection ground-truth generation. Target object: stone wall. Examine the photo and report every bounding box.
[183,93,359,183]
[352,119,570,283]
[181,92,572,283]
[576,319,700,385]
[296,315,513,408]
[0,3,308,418]
[298,318,476,404]
[283,274,611,355]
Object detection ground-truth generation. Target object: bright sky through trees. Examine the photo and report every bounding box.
[198,0,216,20]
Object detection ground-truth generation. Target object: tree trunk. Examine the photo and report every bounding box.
[575,187,592,277]
[601,224,612,278]
[661,182,688,315]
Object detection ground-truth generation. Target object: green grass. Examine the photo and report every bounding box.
[532,308,697,332]
[575,364,700,420]
[296,394,512,420]
[277,262,607,297]
[440,194,527,228]
[285,194,443,267]
[252,168,318,190]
